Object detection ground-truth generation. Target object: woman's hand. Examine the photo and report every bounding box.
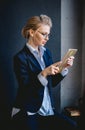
[41,64,60,77]
[40,57,74,78]
[64,56,75,68]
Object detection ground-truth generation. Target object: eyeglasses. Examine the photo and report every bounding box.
[37,31,50,39]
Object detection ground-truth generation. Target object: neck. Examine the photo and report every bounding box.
[27,38,38,51]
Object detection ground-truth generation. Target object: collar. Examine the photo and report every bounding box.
[26,43,46,56]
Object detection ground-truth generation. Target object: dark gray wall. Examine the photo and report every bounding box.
[0,0,61,121]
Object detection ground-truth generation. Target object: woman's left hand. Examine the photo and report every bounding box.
[65,56,75,68]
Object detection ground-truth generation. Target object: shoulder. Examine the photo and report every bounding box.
[13,45,28,63]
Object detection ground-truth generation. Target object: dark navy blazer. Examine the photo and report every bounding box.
[13,45,64,113]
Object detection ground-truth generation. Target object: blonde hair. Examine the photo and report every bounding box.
[21,14,52,39]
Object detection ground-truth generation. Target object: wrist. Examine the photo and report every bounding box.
[41,70,47,77]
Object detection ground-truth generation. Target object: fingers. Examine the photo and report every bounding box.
[66,56,75,66]
[53,61,62,67]
[51,65,60,75]
[68,56,75,60]
[41,65,60,77]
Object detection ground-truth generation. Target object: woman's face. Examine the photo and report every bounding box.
[31,24,50,47]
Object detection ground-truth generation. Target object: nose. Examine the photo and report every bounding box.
[45,36,49,41]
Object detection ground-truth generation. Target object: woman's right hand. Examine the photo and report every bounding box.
[41,61,62,77]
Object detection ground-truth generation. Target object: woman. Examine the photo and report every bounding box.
[11,14,76,130]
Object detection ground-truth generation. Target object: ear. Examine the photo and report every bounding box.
[29,29,34,37]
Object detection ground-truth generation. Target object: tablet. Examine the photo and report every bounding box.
[59,49,78,72]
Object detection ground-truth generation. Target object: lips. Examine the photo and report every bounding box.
[42,42,46,45]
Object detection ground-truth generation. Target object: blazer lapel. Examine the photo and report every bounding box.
[24,45,42,70]
[43,51,50,67]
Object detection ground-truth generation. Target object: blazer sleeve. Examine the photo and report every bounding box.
[52,73,65,87]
